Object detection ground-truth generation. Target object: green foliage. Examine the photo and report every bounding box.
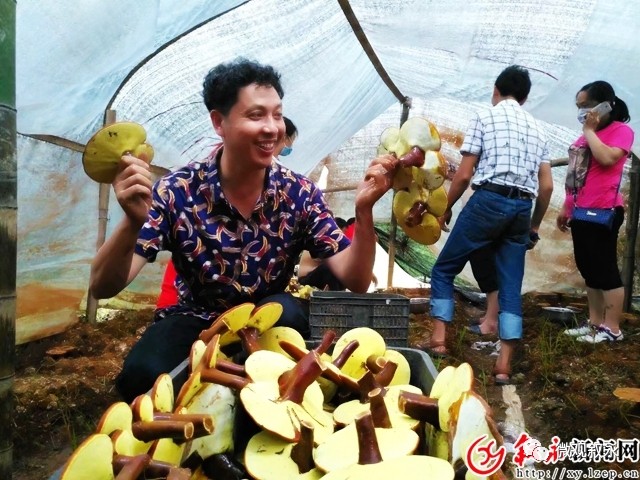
[0,0,16,107]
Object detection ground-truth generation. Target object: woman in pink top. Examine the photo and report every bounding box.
[557,81,634,343]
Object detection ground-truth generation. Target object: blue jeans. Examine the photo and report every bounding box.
[430,189,532,340]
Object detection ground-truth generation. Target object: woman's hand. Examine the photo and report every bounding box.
[556,205,570,232]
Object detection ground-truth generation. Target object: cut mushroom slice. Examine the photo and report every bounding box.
[151,373,175,413]
[332,327,387,380]
[414,150,447,191]
[429,365,456,399]
[332,384,422,429]
[82,121,154,184]
[245,422,323,480]
[399,210,441,246]
[313,421,419,473]
[425,184,448,217]
[59,433,114,480]
[381,350,411,386]
[437,363,475,432]
[449,391,504,479]
[111,429,152,457]
[399,117,441,154]
[257,326,306,359]
[96,402,133,435]
[320,411,454,480]
[240,350,333,443]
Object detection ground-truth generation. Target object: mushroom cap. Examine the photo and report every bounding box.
[245,430,324,480]
[392,166,414,190]
[429,365,456,399]
[257,326,306,360]
[392,184,429,221]
[151,373,174,413]
[332,327,387,380]
[313,422,420,473]
[96,401,132,435]
[319,454,454,480]
[413,150,447,191]
[381,350,411,386]
[240,381,334,443]
[438,363,475,432]
[399,117,441,153]
[147,437,185,465]
[398,211,441,246]
[219,302,283,346]
[60,433,114,480]
[332,385,422,429]
[426,184,448,217]
[111,428,152,456]
[379,126,410,157]
[82,121,152,183]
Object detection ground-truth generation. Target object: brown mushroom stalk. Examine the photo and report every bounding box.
[368,388,392,428]
[289,419,315,473]
[398,391,439,427]
[131,420,194,442]
[398,146,426,168]
[215,358,246,376]
[198,317,231,344]
[279,350,326,404]
[237,326,262,354]
[113,453,150,480]
[153,413,215,438]
[331,339,360,368]
[355,411,384,465]
[279,340,360,392]
[200,366,250,390]
[405,201,428,228]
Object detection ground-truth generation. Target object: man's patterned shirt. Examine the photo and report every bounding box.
[135,145,349,322]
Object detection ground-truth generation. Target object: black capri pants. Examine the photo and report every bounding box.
[570,206,624,290]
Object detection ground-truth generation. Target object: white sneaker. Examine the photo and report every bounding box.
[576,326,624,344]
[563,324,594,337]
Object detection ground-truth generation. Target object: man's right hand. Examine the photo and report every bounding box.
[113,154,153,229]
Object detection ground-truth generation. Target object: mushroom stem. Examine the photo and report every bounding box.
[237,327,261,354]
[368,388,392,428]
[113,454,150,480]
[290,419,315,473]
[215,358,246,376]
[366,355,387,374]
[153,413,214,437]
[113,455,185,479]
[398,146,426,168]
[398,391,439,427]
[354,411,383,465]
[374,360,398,388]
[200,367,250,390]
[279,340,360,392]
[131,420,194,442]
[332,339,360,368]
[199,317,230,344]
[278,350,326,404]
[315,330,336,355]
[406,201,428,228]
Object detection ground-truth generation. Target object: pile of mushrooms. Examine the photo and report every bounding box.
[59,301,506,479]
[378,116,448,245]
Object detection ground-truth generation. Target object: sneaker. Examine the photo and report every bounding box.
[576,326,624,343]
[563,323,594,337]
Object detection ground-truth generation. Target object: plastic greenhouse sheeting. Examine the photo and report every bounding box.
[15,0,640,343]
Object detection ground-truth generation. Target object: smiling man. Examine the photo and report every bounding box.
[89,58,398,402]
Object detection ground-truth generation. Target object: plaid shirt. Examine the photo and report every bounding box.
[135,145,349,322]
[461,99,550,196]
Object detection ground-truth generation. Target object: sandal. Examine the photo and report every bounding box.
[424,340,449,359]
[494,373,511,386]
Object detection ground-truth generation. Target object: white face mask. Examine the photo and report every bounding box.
[577,108,590,124]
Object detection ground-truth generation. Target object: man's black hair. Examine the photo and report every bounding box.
[202,58,284,115]
[495,65,531,103]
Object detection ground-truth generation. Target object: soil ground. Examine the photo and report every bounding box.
[10,291,640,479]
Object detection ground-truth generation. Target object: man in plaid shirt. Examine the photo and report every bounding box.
[427,65,554,384]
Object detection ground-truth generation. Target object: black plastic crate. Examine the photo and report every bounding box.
[309,291,410,347]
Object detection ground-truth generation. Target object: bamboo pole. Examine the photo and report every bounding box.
[0,1,16,477]
[86,110,116,323]
[622,152,639,312]
[386,99,412,288]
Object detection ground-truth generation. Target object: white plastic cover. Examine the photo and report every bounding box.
[15,0,640,342]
